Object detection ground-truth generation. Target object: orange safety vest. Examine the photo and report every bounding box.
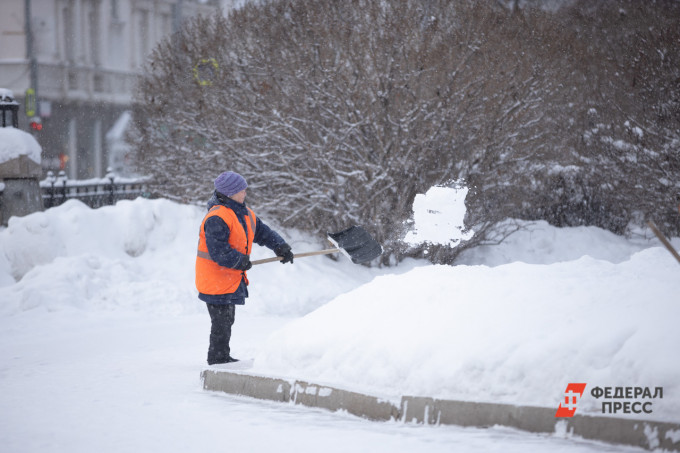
[196,205,257,295]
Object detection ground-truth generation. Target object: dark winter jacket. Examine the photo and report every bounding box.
[198,191,287,305]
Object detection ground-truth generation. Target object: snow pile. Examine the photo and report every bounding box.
[0,198,200,314]
[0,198,387,316]
[254,248,680,421]
[0,127,42,164]
[456,219,659,266]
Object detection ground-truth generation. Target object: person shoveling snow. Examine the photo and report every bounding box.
[196,171,383,366]
[196,171,295,365]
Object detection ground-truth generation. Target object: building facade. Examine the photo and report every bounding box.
[0,0,234,179]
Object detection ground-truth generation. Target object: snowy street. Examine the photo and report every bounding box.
[0,310,644,453]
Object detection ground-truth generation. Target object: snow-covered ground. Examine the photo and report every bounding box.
[1,197,678,452]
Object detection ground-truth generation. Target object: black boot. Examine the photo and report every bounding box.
[208,356,239,365]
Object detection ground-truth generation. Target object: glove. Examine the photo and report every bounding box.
[237,255,252,271]
[275,243,294,264]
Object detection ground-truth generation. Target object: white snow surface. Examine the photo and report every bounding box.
[1,197,679,452]
[403,184,474,247]
[255,250,679,420]
[0,127,42,165]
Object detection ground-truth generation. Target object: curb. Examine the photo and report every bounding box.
[202,369,291,402]
[201,369,680,451]
[292,379,400,421]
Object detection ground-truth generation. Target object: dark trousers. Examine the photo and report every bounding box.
[206,303,236,365]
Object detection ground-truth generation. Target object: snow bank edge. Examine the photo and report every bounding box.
[202,369,680,452]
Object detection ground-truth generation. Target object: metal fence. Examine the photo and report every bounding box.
[40,171,151,209]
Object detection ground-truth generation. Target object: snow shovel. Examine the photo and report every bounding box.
[251,225,382,265]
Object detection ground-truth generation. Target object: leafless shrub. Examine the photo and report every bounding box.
[130,0,680,265]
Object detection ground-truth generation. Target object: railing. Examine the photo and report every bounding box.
[40,170,151,209]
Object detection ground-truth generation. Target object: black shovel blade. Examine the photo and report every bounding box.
[327,225,383,264]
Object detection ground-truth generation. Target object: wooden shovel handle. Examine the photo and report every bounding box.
[251,248,340,265]
[648,221,680,265]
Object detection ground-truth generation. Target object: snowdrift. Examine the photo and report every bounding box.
[0,198,387,316]
[254,249,680,421]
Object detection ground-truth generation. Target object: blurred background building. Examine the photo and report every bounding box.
[0,0,239,179]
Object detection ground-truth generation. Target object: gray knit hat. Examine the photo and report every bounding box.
[214,171,248,197]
